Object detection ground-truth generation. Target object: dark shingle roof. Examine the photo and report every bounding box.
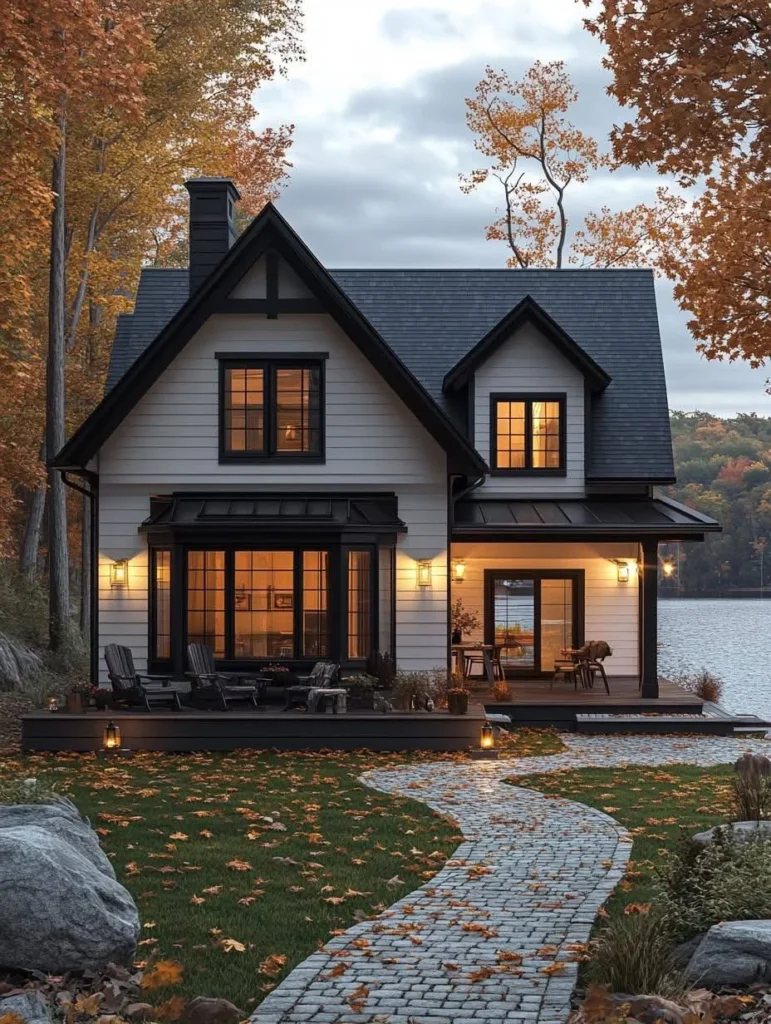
[106,266,674,480]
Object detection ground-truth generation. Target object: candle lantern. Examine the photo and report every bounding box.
[103,720,121,750]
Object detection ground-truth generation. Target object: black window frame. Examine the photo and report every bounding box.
[489,391,567,476]
[218,356,326,464]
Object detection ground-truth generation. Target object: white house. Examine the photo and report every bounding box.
[53,178,719,699]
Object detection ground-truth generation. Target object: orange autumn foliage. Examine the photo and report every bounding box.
[583,1,771,368]
[461,61,683,270]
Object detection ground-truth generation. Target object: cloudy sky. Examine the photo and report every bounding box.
[255,0,768,417]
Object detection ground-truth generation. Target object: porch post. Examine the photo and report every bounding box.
[640,538,659,698]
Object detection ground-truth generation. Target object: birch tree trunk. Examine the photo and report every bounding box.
[19,482,47,578]
[47,128,71,650]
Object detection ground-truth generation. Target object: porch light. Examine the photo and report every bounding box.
[661,559,675,578]
[480,722,495,749]
[110,559,128,588]
[452,559,466,583]
[616,562,630,583]
[417,559,432,588]
[103,720,121,750]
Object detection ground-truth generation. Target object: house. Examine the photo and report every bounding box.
[53,177,719,700]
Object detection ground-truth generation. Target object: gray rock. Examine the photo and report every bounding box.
[671,932,706,969]
[692,820,771,846]
[0,800,140,971]
[0,992,53,1024]
[183,996,245,1024]
[685,920,771,986]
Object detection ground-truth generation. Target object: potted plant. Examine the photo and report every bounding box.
[447,683,469,715]
[366,650,396,690]
[390,670,435,711]
[451,599,480,646]
[65,680,92,713]
[342,673,377,710]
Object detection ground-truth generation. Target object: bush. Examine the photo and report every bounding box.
[669,667,724,703]
[732,752,771,820]
[587,910,680,995]
[656,827,771,940]
[0,775,58,805]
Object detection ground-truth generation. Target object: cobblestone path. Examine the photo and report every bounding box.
[252,734,771,1024]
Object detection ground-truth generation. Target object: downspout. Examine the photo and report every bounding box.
[61,469,98,687]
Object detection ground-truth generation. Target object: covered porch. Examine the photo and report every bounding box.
[450,493,721,699]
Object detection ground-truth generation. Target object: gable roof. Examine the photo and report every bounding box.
[53,204,486,475]
[443,294,611,393]
[91,236,674,482]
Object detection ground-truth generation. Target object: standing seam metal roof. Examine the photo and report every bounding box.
[105,265,674,480]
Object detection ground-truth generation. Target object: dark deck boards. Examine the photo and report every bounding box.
[21,705,487,753]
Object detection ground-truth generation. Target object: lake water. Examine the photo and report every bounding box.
[659,599,771,718]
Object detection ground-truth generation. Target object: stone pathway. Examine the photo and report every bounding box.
[251,734,771,1024]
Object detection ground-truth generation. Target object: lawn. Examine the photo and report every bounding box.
[511,762,736,916]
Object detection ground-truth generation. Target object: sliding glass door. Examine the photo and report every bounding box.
[485,570,583,676]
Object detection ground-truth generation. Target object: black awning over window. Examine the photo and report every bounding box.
[453,495,719,541]
[140,493,407,535]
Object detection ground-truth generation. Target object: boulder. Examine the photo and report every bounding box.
[671,932,706,969]
[0,799,140,971]
[0,992,53,1024]
[691,820,771,846]
[684,920,771,986]
[182,997,245,1024]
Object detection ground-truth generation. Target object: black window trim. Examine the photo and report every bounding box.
[218,355,326,464]
[489,391,567,477]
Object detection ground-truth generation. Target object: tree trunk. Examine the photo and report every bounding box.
[19,481,47,578]
[79,494,91,645]
[47,128,71,650]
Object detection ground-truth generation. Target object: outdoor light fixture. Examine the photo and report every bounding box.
[47,696,58,712]
[110,559,128,589]
[480,722,495,749]
[661,559,675,578]
[616,562,630,583]
[452,559,466,584]
[417,559,432,588]
[103,720,121,750]
[470,720,500,760]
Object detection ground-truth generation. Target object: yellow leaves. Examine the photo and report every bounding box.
[258,954,288,976]
[140,960,184,991]
[219,938,246,954]
[539,961,566,976]
[306,833,324,845]
[226,858,252,872]
[168,832,188,841]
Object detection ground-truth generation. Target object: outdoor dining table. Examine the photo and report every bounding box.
[451,643,497,683]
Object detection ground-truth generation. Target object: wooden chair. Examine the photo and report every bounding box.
[186,644,263,710]
[551,652,581,691]
[295,661,340,688]
[580,641,612,695]
[104,644,184,711]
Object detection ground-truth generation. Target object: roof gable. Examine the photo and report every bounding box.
[443,295,611,393]
[53,204,486,475]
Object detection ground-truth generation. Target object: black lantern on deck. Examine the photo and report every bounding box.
[103,720,121,751]
[480,722,495,749]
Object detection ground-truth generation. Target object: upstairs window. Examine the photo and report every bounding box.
[220,359,323,460]
[491,393,566,474]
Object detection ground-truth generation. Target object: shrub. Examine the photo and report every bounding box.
[391,670,438,709]
[587,910,680,995]
[491,680,511,702]
[732,752,771,820]
[656,827,771,940]
[669,667,724,703]
[0,775,58,806]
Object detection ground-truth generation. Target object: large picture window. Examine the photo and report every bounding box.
[187,551,226,657]
[347,550,372,660]
[152,549,171,660]
[490,393,566,474]
[220,359,323,461]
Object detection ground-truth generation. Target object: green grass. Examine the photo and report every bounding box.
[510,763,736,916]
[0,749,463,1010]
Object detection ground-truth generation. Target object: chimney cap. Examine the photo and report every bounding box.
[184,177,241,200]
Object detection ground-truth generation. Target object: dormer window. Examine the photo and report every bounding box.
[218,357,324,462]
[490,392,566,475]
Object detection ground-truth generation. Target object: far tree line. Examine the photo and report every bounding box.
[665,412,771,597]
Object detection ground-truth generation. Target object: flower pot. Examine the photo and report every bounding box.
[65,692,83,714]
[451,630,462,645]
[346,686,375,711]
[447,690,468,715]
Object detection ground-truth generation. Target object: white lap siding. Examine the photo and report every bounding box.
[450,542,639,676]
[95,312,449,678]
[473,323,585,496]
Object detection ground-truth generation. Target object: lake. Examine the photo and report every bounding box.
[659,598,771,718]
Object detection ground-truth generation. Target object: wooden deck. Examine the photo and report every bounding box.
[21,704,488,753]
[477,675,704,728]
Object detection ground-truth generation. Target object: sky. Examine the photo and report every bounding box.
[254,0,768,417]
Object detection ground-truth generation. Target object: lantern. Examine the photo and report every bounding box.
[480,722,495,749]
[416,559,432,588]
[661,559,675,578]
[103,720,121,751]
[47,696,59,712]
[616,562,630,583]
[452,559,466,584]
[110,559,128,588]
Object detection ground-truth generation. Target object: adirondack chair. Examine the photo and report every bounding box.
[186,644,264,710]
[104,644,184,711]
[295,661,340,687]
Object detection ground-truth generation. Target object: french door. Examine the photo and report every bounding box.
[484,570,584,677]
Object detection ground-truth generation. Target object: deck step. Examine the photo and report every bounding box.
[576,713,771,736]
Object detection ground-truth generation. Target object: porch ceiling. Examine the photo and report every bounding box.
[452,494,720,540]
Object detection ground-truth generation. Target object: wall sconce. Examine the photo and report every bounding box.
[110,559,128,589]
[616,562,630,583]
[451,559,466,584]
[417,559,432,588]
[661,559,676,578]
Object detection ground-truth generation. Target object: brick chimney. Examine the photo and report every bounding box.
[184,177,241,293]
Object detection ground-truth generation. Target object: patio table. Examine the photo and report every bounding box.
[451,643,496,683]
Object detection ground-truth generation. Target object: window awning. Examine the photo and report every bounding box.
[453,494,720,540]
[140,493,406,536]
